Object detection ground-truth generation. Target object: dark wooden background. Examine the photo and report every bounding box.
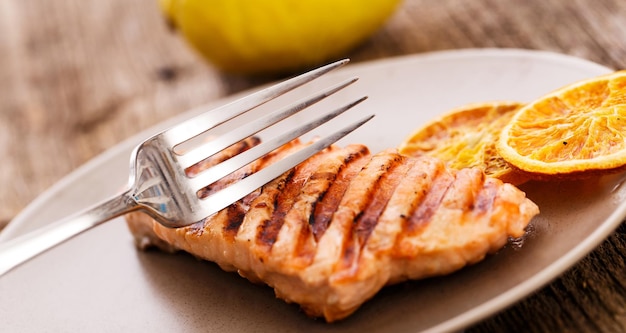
[1,0,625,331]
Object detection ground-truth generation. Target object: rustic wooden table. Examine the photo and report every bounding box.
[1,0,625,331]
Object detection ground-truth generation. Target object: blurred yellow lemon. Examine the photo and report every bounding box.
[159,0,402,74]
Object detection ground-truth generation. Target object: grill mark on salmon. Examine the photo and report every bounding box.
[186,137,261,176]
[192,137,260,198]
[474,178,498,215]
[256,145,338,252]
[293,218,315,265]
[285,145,370,266]
[406,165,455,233]
[366,156,442,256]
[256,169,296,250]
[310,145,370,241]
[222,202,247,243]
[354,156,414,247]
[441,168,485,212]
[333,150,405,270]
[126,140,540,323]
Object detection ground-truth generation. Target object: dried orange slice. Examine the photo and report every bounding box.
[497,71,626,177]
[398,101,528,184]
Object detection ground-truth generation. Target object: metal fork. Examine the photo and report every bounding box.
[0,59,373,277]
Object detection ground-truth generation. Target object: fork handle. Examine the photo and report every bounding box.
[0,190,137,277]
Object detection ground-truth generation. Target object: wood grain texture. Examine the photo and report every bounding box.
[1,0,625,331]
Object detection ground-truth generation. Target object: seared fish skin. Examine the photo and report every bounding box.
[126,140,539,322]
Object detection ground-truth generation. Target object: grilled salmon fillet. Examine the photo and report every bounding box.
[125,139,539,322]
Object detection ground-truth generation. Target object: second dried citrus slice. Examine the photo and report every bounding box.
[497,71,626,177]
[398,101,528,184]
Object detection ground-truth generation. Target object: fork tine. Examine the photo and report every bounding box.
[176,77,359,170]
[187,96,369,192]
[160,59,350,146]
[196,114,375,218]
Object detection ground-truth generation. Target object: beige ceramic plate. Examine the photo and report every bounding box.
[1,49,621,332]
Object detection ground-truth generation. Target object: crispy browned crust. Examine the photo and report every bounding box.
[125,140,539,322]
